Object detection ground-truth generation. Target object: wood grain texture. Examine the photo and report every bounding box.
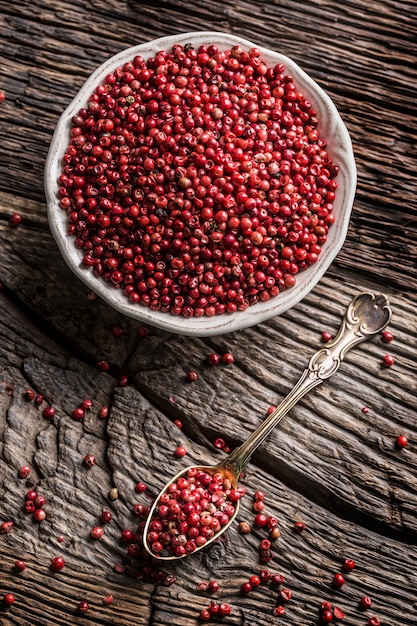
[0,0,416,624]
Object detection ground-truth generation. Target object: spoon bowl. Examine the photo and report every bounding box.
[143,292,392,560]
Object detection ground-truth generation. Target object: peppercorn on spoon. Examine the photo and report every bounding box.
[143,292,392,560]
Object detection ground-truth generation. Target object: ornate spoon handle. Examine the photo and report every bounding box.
[224,292,392,476]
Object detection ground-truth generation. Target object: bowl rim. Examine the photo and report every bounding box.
[45,30,356,336]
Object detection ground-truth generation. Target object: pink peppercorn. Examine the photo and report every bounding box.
[3,593,15,606]
[321,331,333,342]
[273,605,285,616]
[18,466,31,478]
[360,596,372,609]
[0,521,14,534]
[221,352,235,365]
[14,560,26,572]
[10,213,22,226]
[174,446,187,457]
[207,353,220,365]
[396,435,408,448]
[342,558,355,572]
[42,406,55,420]
[382,354,395,367]
[98,406,109,419]
[51,556,65,570]
[333,606,346,620]
[72,407,85,421]
[332,573,345,588]
[321,609,333,623]
[254,513,268,527]
[381,330,394,342]
[102,594,114,605]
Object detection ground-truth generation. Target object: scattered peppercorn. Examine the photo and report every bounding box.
[14,560,26,572]
[360,596,372,609]
[221,352,235,364]
[271,573,285,586]
[100,510,113,523]
[279,588,292,602]
[102,594,114,605]
[9,213,22,227]
[332,573,345,588]
[98,406,109,419]
[333,606,345,620]
[321,609,333,623]
[108,488,119,501]
[42,406,55,419]
[33,509,46,522]
[321,331,333,342]
[381,330,394,342]
[208,580,219,592]
[97,360,110,372]
[396,435,408,448]
[0,521,14,534]
[72,407,85,421]
[270,527,281,540]
[83,454,96,467]
[186,370,198,382]
[90,526,104,539]
[18,466,31,478]
[207,353,220,366]
[382,354,394,367]
[273,605,285,616]
[238,521,252,534]
[241,581,252,593]
[254,513,268,527]
[174,445,187,457]
[3,593,15,606]
[342,558,355,572]
[50,556,66,570]
[78,600,89,612]
[81,399,93,411]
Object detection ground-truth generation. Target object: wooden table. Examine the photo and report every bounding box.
[0,1,416,624]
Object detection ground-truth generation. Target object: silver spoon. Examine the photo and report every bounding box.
[143,292,392,560]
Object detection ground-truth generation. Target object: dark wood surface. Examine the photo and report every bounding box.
[0,1,416,624]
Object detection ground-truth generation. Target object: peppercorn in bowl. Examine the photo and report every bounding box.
[45,31,356,336]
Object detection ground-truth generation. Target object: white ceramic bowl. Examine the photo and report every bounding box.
[45,31,356,336]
